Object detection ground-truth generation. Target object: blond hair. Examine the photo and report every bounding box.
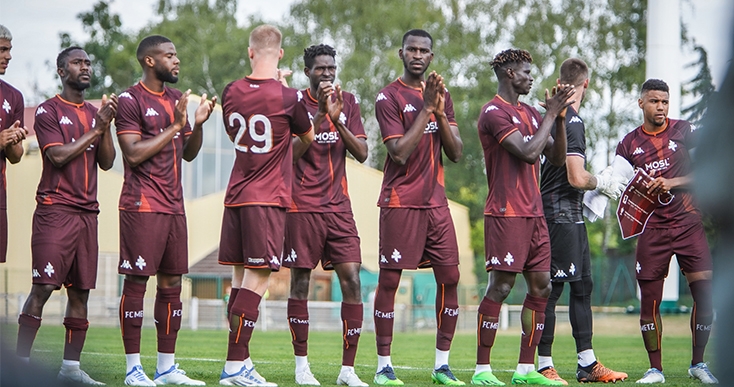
[249,24,282,52]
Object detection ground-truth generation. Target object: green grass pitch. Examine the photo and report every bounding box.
[1,319,714,386]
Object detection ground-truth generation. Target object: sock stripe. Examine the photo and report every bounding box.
[343,319,349,349]
[120,294,126,337]
[527,310,535,347]
[167,302,171,335]
[438,284,445,329]
[235,315,243,344]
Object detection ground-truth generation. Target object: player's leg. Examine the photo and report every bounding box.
[537,281,564,384]
[373,268,403,385]
[16,284,55,361]
[57,287,103,385]
[431,265,464,385]
[119,274,154,386]
[473,269,515,386]
[686,270,717,384]
[636,278,665,383]
[334,262,367,387]
[289,267,318,385]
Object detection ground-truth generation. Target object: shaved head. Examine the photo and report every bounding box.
[136,35,172,65]
[249,24,282,53]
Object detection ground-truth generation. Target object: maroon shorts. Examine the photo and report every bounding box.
[284,212,361,270]
[0,209,6,263]
[119,212,189,276]
[484,216,551,273]
[219,206,286,270]
[379,207,459,270]
[635,222,712,280]
[31,205,98,289]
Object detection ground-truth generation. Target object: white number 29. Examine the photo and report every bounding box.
[230,113,273,153]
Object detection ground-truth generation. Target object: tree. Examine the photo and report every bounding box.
[682,43,715,125]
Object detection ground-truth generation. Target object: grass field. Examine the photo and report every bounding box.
[0,315,715,386]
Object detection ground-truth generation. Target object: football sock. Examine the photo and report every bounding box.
[62,317,88,362]
[516,363,534,374]
[120,280,146,354]
[341,302,362,367]
[287,298,309,356]
[435,349,449,369]
[157,352,175,375]
[689,279,713,365]
[295,355,309,373]
[538,356,553,371]
[639,279,664,371]
[61,359,80,369]
[16,313,41,358]
[474,364,492,375]
[377,355,392,372]
[155,286,182,354]
[519,294,547,364]
[227,288,240,317]
[126,353,142,373]
[577,349,596,368]
[570,276,594,353]
[227,288,261,361]
[374,269,401,356]
[434,267,459,351]
[224,361,244,375]
[538,281,563,357]
[476,296,502,365]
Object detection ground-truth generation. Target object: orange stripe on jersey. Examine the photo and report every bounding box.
[429,132,435,181]
[396,78,422,92]
[118,130,143,135]
[55,94,84,108]
[389,188,401,207]
[139,194,151,212]
[225,201,282,207]
[383,134,403,143]
[341,176,349,198]
[356,134,368,139]
[139,82,165,97]
[42,142,64,152]
[505,201,516,217]
[498,128,518,144]
[437,163,445,187]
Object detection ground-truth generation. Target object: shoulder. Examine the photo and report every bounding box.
[375,81,399,103]
[0,80,23,98]
[165,86,184,99]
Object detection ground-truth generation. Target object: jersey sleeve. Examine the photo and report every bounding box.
[682,120,699,150]
[11,92,24,127]
[479,106,517,143]
[288,89,312,136]
[566,118,586,157]
[375,88,404,142]
[346,93,366,138]
[615,138,630,164]
[34,102,64,154]
[115,92,143,135]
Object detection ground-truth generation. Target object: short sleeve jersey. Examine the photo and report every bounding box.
[478,95,544,217]
[375,78,457,208]
[615,118,702,228]
[540,106,585,223]
[115,82,192,215]
[221,77,311,208]
[0,80,24,210]
[34,95,101,212]
[289,88,366,213]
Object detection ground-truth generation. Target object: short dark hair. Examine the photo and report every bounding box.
[136,35,172,64]
[641,78,669,95]
[303,44,336,69]
[491,49,532,77]
[559,58,588,86]
[402,29,433,48]
[56,46,84,69]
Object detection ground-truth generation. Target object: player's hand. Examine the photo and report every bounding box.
[0,120,28,147]
[541,83,575,118]
[646,176,673,196]
[434,75,447,118]
[277,68,293,87]
[195,93,217,126]
[95,94,118,131]
[317,81,335,115]
[595,166,627,200]
[173,89,191,129]
[422,71,441,114]
[325,84,344,123]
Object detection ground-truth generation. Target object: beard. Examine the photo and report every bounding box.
[155,66,178,84]
[68,78,91,91]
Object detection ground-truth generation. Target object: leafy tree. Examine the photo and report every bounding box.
[682,43,715,125]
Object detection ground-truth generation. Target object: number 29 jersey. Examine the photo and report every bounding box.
[221,77,312,208]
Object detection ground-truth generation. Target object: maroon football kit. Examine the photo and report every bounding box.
[0,79,24,263]
[32,95,103,289]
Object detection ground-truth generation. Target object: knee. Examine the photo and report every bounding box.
[290,271,311,299]
[530,280,552,299]
[487,281,512,301]
[435,266,460,287]
[377,270,401,292]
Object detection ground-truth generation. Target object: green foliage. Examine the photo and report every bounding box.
[682,44,715,125]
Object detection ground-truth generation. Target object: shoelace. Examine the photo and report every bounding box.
[379,367,397,380]
[438,368,457,380]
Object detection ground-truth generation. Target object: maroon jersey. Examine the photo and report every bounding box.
[615,118,702,227]
[33,95,101,212]
[375,78,457,208]
[0,80,24,210]
[289,88,366,213]
[221,77,311,208]
[115,82,192,215]
[478,95,544,217]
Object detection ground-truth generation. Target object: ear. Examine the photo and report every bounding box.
[248,47,254,60]
[278,48,284,60]
[144,55,155,69]
[398,48,404,61]
[638,98,643,109]
[304,67,311,77]
[583,78,589,89]
[56,67,65,79]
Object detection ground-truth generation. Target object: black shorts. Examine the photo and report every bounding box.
[548,222,591,282]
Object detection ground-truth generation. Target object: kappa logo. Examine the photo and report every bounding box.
[308,111,314,121]
[249,84,260,88]
[668,140,678,152]
[554,270,567,278]
[512,116,521,125]
[145,108,159,117]
[485,105,498,113]
[2,99,10,113]
[32,269,40,278]
[44,262,55,277]
[59,116,73,125]
[135,255,147,270]
[633,147,644,155]
[92,118,96,128]
[270,255,280,266]
[297,90,303,102]
[380,254,388,264]
[376,93,387,102]
[569,116,583,124]
[531,117,538,128]
[285,249,296,263]
[490,256,500,266]
[119,92,133,99]
[569,263,576,276]
[523,134,533,143]
[504,252,514,265]
[636,261,642,273]
[120,260,133,270]
[391,249,402,262]
[403,104,417,113]
[248,257,265,265]
[339,112,347,124]
[35,106,48,116]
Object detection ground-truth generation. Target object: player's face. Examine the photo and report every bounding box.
[399,36,433,77]
[61,49,92,91]
[306,55,337,91]
[152,42,180,84]
[510,62,533,95]
[639,90,669,127]
[0,38,12,75]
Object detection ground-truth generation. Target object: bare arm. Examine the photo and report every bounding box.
[647,174,692,195]
[183,94,217,162]
[566,155,597,190]
[543,115,567,167]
